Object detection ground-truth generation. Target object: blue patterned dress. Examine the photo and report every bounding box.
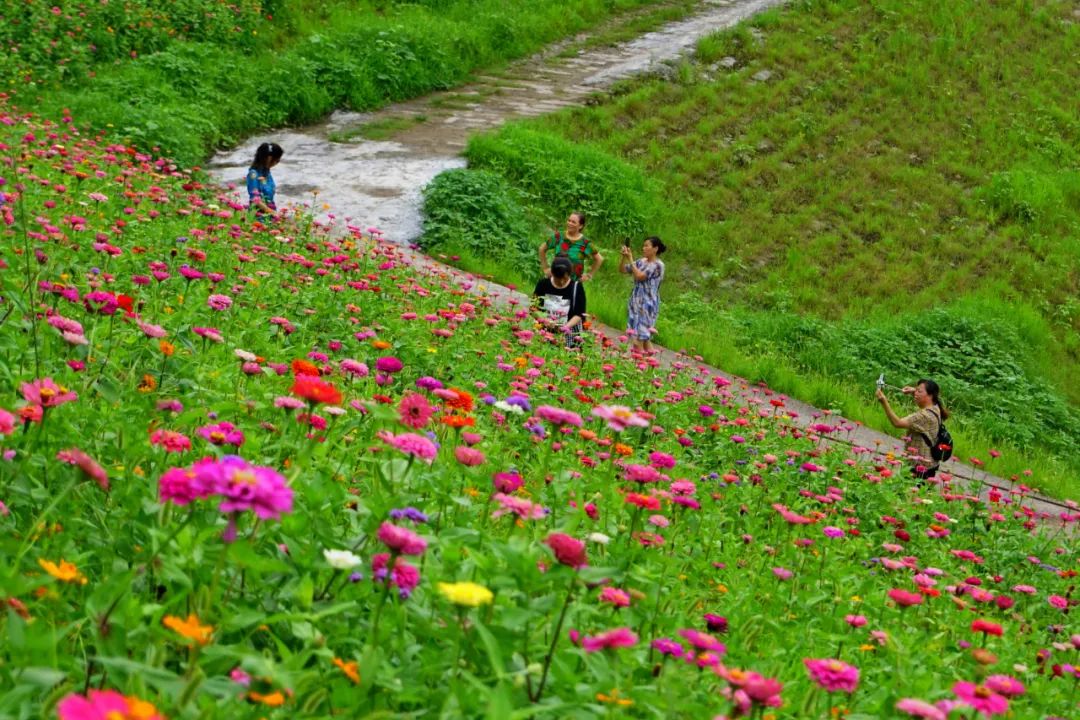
[246,166,276,211]
[626,258,664,340]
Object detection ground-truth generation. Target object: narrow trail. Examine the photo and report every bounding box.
[207,0,786,240]
[207,0,1075,522]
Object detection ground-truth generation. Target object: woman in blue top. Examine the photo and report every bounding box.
[246,142,283,215]
[620,236,667,353]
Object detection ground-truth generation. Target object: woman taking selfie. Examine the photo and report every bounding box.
[620,236,667,353]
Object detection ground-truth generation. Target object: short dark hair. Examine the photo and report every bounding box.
[569,212,586,228]
[551,256,572,278]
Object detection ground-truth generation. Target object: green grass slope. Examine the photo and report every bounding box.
[421,0,1080,496]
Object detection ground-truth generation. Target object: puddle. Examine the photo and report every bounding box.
[207,0,785,241]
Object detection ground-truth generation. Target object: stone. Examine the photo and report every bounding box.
[719,56,738,69]
[751,69,773,82]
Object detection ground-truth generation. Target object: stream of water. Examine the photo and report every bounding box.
[207,0,784,241]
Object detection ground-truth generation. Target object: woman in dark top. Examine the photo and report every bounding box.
[247,142,283,215]
[533,256,586,347]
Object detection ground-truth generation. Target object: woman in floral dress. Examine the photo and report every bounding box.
[620,236,667,353]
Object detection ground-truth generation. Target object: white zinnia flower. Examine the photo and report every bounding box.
[323,549,362,569]
[234,348,257,362]
[587,532,611,545]
[494,401,524,414]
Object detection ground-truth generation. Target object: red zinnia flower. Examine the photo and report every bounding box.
[290,376,342,406]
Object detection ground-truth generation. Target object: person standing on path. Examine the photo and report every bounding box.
[534,257,587,348]
[620,236,667,353]
[247,142,284,216]
[876,379,949,481]
[539,212,602,283]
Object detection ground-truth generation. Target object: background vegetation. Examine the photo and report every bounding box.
[3,0,673,165]
[420,0,1080,495]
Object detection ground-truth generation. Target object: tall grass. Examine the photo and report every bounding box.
[15,0,673,165]
[423,0,1080,496]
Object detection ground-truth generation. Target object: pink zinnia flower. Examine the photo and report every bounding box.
[545,532,587,568]
[377,430,438,463]
[492,471,523,493]
[535,405,583,427]
[21,377,78,408]
[159,466,205,506]
[845,614,867,628]
[599,587,631,607]
[1048,594,1068,610]
[888,588,923,607]
[375,356,403,374]
[984,675,1025,697]
[804,658,859,693]
[0,408,16,436]
[377,521,428,555]
[453,446,485,466]
[397,392,434,429]
[149,429,192,453]
[372,553,421,599]
[197,421,245,447]
[951,681,1009,716]
[590,404,649,431]
[56,448,109,491]
[772,567,793,581]
[582,627,638,652]
[207,294,232,310]
[895,698,945,720]
[648,451,676,469]
[340,359,369,377]
[624,463,661,483]
[491,493,547,520]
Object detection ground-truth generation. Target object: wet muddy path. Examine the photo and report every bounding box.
[207,0,785,240]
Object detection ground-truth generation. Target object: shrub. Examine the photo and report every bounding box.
[421,168,539,274]
[465,125,655,241]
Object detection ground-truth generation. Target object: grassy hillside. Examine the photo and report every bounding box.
[421,0,1080,496]
[3,0,679,165]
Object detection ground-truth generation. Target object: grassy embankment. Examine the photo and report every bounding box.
[420,0,1080,498]
[3,0,685,166]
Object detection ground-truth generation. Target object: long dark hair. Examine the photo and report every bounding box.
[252,142,283,171]
[917,378,950,420]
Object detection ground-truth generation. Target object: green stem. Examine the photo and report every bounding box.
[531,575,575,703]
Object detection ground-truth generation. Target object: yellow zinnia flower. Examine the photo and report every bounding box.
[437,581,494,607]
[162,613,214,645]
[38,558,87,585]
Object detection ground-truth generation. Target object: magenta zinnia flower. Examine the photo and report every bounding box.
[536,405,583,427]
[375,356,403,374]
[804,658,859,693]
[952,681,1009,716]
[545,532,587,568]
[149,429,192,453]
[372,553,421,598]
[57,689,163,720]
[197,456,294,520]
[207,293,232,310]
[197,421,245,447]
[582,627,638,652]
[377,521,428,555]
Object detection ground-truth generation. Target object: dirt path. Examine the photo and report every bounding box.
[207,0,786,240]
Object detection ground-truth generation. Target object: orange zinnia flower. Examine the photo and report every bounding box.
[163,614,214,645]
[247,690,286,706]
[159,340,175,356]
[290,359,320,376]
[444,388,474,413]
[38,558,87,584]
[138,374,157,393]
[440,414,475,429]
[332,657,360,684]
[614,443,633,457]
[372,340,392,350]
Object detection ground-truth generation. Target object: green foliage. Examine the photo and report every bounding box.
[981,168,1080,227]
[16,0,670,165]
[421,169,539,275]
[466,125,654,241]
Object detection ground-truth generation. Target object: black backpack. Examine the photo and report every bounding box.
[920,408,953,464]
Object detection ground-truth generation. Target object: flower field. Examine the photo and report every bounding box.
[0,97,1078,719]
